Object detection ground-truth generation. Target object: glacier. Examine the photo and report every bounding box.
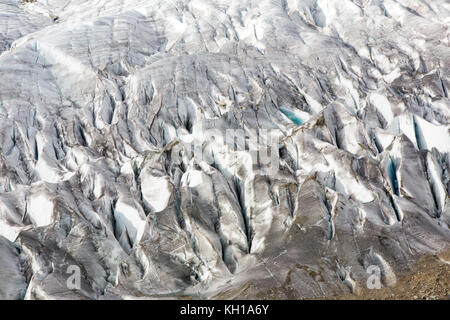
[0,0,449,299]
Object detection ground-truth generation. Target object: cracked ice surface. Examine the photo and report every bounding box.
[0,0,449,299]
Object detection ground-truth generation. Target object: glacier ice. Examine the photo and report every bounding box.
[0,0,449,299]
